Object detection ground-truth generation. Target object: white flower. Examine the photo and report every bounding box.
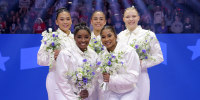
[48,28,52,33]
[79,81,84,86]
[48,49,53,53]
[77,67,83,72]
[42,30,47,36]
[113,63,120,69]
[72,75,77,83]
[77,73,82,80]
[96,68,101,72]
[97,51,125,74]
[43,37,48,42]
[105,66,110,72]
[86,83,92,88]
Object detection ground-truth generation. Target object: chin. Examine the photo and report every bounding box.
[95,27,102,30]
[105,45,111,49]
[82,46,88,49]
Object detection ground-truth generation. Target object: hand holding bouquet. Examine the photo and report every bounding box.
[66,59,95,100]
[41,28,62,69]
[130,31,155,60]
[96,51,125,90]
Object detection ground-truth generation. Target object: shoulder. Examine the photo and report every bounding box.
[88,48,98,57]
[59,47,74,57]
[121,45,139,59]
[118,29,128,36]
[141,28,156,38]
[117,42,135,54]
[69,32,74,38]
[124,45,135,54]
[116,43,138,60]
[118,29,128,42]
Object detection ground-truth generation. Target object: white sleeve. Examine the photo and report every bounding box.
[55,50,77,99]
[141,32,164,69]
[108,50,141,94]
[37,42,49,66]
[117,31,125,43]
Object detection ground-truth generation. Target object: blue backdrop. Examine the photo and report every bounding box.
[0,34,200,100]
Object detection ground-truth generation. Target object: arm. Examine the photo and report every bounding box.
[141,32,164,69]
[37,40,50,66]
[108,50,141,94]
[55,50,77,99]
[37,31,61,66]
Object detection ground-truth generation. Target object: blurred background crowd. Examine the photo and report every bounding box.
[0,0,199,34]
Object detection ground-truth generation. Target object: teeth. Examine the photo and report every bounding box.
[96,24,101,27]
[129,22,134,25]
[105,42,111,45]
[80,43,86,46]
[64,25,68,27]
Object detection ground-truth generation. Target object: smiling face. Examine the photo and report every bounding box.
[123,8,140,31]
[74,29,91,52]
[101,28,117,52]
[91,12,106,31]
[56,11,72,33]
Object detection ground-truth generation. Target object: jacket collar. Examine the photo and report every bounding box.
[104,42,121,53]
[125,25,142,36]
[57,28,73,38]
[74,44,89,56]
[91,31,101,40]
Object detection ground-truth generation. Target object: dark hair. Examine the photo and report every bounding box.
[100,25,117,38]
[91,11,106,20]
[56,8,70,19]
[73,22,91,36]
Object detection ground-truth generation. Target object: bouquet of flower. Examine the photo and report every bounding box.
[96,51,125,90]
[41,28,62,69]
[130,30,155,60]
[66,59,95,99]
[89,38,104,54]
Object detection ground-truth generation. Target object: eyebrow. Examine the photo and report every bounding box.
[59,16,71,18]
[107,33,112,35]
[93,17,104,18]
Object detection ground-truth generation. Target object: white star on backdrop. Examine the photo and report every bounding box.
[0,52,10,71]
[187,39,200,60]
